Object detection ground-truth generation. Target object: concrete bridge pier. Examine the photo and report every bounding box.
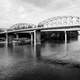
[31,32,34,45]
[64,30,68,54]
[34,30,41,45]
[64,31,67,44]
[11,33,18,46]
[16,33,19,39]
[5,31,8,47]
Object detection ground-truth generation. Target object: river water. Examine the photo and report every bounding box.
[0,36,80,80]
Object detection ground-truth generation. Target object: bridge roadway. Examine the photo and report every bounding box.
[0,25,80,34]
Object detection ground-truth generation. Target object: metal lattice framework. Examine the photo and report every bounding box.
[38,16,80,28]
[8,23,36,31]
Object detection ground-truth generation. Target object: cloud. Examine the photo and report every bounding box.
[0,0,80,28]
[0,0,53,28]
[19,0,50,8]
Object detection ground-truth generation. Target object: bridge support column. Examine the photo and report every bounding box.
[64,31,67,44]
[34,30,41,45]
[64,30,68,53]
[5,31,8,47]
[12,33,19,46]
[16,33,19,39]
[31,32,33,44]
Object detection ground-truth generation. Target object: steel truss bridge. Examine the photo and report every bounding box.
[0,16,80,46]
[0,16,79,33]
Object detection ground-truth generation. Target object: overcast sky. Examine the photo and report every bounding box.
[0,0,80,28]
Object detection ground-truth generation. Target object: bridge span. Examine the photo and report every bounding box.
[0,16,80,46]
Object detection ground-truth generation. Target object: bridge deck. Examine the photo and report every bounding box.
[0,25,80,34]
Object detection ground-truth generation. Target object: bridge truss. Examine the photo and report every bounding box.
[8,23,36,31]
[38,16,80,28]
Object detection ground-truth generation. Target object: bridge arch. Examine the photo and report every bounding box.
[38,16,80,28]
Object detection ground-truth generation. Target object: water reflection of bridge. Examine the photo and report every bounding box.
[0,16,80,46]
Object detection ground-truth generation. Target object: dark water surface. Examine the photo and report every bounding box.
[0,36,80,80]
